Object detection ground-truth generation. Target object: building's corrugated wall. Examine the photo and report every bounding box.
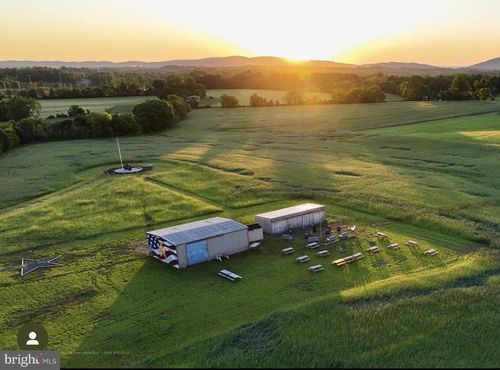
[176,244,188,268]
[206,229,249,261]
[175,229,250,268]
[248,228,264,242]
[257,210,325,234]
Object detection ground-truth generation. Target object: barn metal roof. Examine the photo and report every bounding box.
[255,203,325,222]
[147,217,247,245]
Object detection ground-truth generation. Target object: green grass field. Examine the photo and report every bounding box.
[38,96,149,117]
[0,99,499,368]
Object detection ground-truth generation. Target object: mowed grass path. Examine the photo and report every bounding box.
[0,100,499,368]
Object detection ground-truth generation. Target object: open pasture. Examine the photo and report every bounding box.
[38,96,149,117]
[0,99,499,367]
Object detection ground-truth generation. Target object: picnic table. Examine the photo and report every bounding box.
[334,252,364,266]
[281,247,295,255]
[307,236,320,243]
[377,231,388,239]
[388,243,401,250]
[324,236,338,245]
[407,240,419,247]
[367,246,380,253]
[296,255,310,263]
[345,252,364,263]
[218,269,242,281]
[332,258,347,267]
[249,242,261,250]
[316,250,330,257]
[424,249,438,256]
[309,264,324,272]
[339,232,350,240]
[282,234,293,241]
[306,242,320,249]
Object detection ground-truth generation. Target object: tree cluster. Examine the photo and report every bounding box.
[249,94,278,107]
[389,74,500,101]
[219,94,239,108]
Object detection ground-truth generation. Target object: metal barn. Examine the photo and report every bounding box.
[146,217,252,269]
[255,203,326,234]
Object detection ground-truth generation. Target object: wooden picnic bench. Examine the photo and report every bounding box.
[282,234,293,241]
[407,240,419,247]
[332,258,347,267]
[424,249,438,256]
[367,246,380,253]
[345,252,364,263]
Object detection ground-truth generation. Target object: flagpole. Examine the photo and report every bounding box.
[116,137,124,169]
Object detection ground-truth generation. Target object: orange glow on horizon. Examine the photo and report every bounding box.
[1,0,500,66]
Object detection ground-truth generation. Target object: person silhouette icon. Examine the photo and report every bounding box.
[26,331,39,346]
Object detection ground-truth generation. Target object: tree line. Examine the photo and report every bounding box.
[0,95,191,155]
[191,70,500,102]
[2,66,500,105]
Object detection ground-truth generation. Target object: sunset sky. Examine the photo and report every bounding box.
[2,0,500,66]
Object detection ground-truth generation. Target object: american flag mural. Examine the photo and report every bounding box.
[147,234,179,269]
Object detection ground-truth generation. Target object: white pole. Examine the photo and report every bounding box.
[116,137,124,169]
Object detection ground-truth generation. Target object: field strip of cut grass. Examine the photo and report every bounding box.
[353,107,500,132]
[143,176,226,208]
[38,96,150,118]
[0,176,222,255]
[366,111,500,138]
[146,160,290,209]
[0,172,107,215]
[138,250,499,368]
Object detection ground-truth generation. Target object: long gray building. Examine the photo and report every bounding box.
[146,217,261,269]
[255,203,326,234]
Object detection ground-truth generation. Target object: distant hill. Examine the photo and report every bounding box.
[4,56,500,73]
[468,57,500,71]
[0,56,356,69]
[361,62,439,70]
[0,57,404,70]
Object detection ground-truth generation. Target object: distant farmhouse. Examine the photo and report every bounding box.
[186,95,201,103]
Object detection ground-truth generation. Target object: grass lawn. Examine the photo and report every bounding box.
[38,96,149,118]
[0,99,499,368]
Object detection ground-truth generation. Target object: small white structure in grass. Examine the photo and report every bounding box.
[255,203,326,234]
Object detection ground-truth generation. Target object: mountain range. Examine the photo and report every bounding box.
[0,56,499,71]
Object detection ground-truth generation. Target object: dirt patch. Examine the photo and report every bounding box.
[129,240,149,255]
